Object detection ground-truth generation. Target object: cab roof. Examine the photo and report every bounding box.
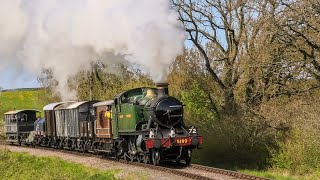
[4,109,41,115]
[114,87,156,99]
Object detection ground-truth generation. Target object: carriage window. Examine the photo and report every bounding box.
[121,94,129,103]
[12,115,17,122]
[21,114,27,122]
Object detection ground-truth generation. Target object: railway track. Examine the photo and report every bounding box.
[190,164,270,180]
[0,141,271,180]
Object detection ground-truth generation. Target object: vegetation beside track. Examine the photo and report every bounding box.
[0,149,116,180]
[239,169,319,180]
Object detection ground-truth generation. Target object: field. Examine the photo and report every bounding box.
[0,149,116,180]
[0,88,48,138]
[0,88,46,114]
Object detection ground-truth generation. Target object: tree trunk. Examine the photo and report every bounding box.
[224,87,237,115]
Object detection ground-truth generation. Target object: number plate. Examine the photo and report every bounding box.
[176,138,189,144]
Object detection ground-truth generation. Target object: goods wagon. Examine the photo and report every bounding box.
[93,100,113,139]
[4,109,41,145]
[55,102,76,138]
[43,101,75,146]
[66,101,98,138]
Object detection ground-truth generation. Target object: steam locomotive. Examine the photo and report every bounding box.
[3,83,202,165]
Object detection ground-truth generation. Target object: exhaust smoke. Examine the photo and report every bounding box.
[0,0,185,100]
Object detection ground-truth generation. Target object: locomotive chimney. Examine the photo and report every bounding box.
[156,82,169,97]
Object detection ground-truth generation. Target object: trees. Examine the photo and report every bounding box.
[278,0,320,82]
[173,0,279,114]
[171,0,320,169]
[173,0,320,115]
[173,0,243,114]
[75,63,154,101]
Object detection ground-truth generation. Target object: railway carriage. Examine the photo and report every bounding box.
[4,109,41,145]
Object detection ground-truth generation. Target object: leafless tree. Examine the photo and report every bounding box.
[173,0,276,114]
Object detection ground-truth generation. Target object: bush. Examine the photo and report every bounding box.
[272,129,320,174]
[266,92,320,174]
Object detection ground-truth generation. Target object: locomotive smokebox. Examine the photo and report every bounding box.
[156,82,169,97]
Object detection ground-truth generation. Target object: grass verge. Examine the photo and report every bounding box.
[240,169,319,180]
[0,149,116,180]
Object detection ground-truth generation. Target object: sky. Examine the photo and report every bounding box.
[0,66,39,89]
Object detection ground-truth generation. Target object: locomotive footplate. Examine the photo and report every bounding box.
[144,135,203,149]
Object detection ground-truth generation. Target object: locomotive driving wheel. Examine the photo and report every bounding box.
[152,149,160,166]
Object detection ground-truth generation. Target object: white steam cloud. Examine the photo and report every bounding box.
[0,0,185,99]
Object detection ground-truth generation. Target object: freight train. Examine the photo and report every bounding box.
[3,83,202,165]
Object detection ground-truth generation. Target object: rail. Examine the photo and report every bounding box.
[191,164,271,180]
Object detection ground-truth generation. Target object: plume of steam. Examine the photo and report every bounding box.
[0,0,185,100]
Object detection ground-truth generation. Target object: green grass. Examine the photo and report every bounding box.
[0,149,116,180]
[0,88,46,115]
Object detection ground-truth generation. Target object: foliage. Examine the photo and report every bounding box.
[73,64,154,101]
[239,169,317,180]
[269,93,320,174]
[0,149,116,180]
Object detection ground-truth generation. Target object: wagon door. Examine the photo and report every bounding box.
[96,109,109,138]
